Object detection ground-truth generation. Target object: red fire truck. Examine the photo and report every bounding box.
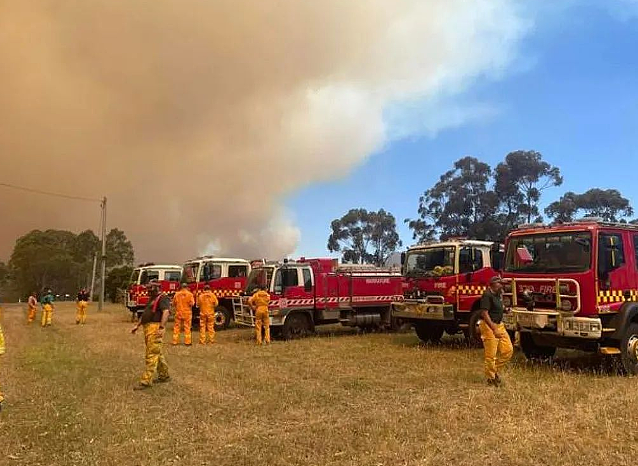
[233,258,403,339]
[502,219,638,374]
[392,239,503,343]
[181,256,251,329]
[126,263,182,318]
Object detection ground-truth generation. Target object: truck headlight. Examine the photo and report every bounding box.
[561,300,573,312]
[502,296,511,307]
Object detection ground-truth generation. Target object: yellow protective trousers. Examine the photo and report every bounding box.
[172,311,193,345]
[479,321,513,380]
[199,313,216,344]
[76,301,88,324]
[255,308,271,345]
[27,306,37,323]
[41,304,53,327]
[141,323,169,386]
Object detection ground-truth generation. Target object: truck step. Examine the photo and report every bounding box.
[599,347,621,355]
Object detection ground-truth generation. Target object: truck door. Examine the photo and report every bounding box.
[598,231,631,309]
[457,247,486,310]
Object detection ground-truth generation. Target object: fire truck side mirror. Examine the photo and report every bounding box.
[400,252,406,266]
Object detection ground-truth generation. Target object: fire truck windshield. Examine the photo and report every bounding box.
[505,231,592,273]
[182,263,199,284]
[246,267,274,294]
[405,247,456,277]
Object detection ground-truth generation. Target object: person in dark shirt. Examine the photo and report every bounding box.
[131,281,171,389]
[478,276,513,386]
[76,289,90,325]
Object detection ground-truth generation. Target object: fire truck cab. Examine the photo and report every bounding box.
[181,256,251,329]
[126,263,182,318]
[392,239,502,343]
[503,219,638,374]
[233,258,403,339]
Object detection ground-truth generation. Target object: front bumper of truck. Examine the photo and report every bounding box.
[391,296,455,321]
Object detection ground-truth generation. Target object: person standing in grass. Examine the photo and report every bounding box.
[27,291,38,324]
[478,276,513,386]
[248,285,271,345]
[172,283,195,346]
[40,289,55,327]
[197,285,218,345]
[76,288,90,325]
[131,281,170,390]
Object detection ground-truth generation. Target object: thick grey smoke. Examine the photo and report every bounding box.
[0,0,528,262]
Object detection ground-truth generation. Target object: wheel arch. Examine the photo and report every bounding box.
[609,302,638,340]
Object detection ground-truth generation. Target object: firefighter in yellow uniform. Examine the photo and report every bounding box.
[172,284,195,345]
[27,292,38,324]
[131,282,170,390]
[76,289,90,325]
[0,304,5,409]
[478,276,513,386]
[248,286,271,345]
[197,285,218,345]
[41,289,55,327]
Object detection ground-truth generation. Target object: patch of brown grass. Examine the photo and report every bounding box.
[0,302,636,465]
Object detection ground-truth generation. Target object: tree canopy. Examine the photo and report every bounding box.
[545,189,634,223]
[8,228,135,298]
[327,208,402,265]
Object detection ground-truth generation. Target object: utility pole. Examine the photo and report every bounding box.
[89,252,97,301]
[99,196,107,311]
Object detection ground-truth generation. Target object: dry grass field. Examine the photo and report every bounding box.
[0,302,637,466]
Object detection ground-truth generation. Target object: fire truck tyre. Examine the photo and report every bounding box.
[520,332,556,361]
[283,313,311,340]
[620,323,638,375]
[214,305,232,330]
[414,323,444,343]
[466,311,483,347]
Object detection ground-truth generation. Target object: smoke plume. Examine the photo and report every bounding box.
[0,0,528,262]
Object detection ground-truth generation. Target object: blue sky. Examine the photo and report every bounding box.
[288,1,638,258]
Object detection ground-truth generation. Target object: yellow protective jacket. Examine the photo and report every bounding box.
[197,291,219,316]
[248,290,271,312]
[173,289,195,315]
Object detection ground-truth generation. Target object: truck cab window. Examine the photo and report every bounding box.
[633,235,638,270]
[140,270,159,284]
[459,248,483,274]
[164,271,181,282]
[274,268,299,294]
[202,263,222,281]
[598,233,625,277]
[302,268,312,291]
[228,265,248,278]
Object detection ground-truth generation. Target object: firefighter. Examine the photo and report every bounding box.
[27,291,38,324]
[197,285,218,345]
[478,276,513,386]
[76,288,90,325]
[131,281,170,389]
[40,289,55,327]
[248,285,271,345]
[172,283,195,346]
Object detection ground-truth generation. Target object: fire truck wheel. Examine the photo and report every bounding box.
[282,313,311,340]
[214,306,231,330]
[620,323,638,375]
[466,311,483,347]
[414,323,444,343]
[520,332,556,361]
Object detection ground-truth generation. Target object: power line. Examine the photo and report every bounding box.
[0,182,101,203]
